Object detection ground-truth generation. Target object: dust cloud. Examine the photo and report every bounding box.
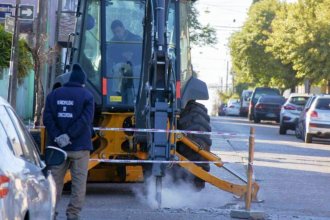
[132,173,234,210]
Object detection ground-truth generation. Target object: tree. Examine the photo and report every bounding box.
[0,24,33,82]
[235,82,252,97]
[0,25,11,71]
[30,0,60,125]
[266,0,330,84]
[188,1,217,46]
[229,0,297,91]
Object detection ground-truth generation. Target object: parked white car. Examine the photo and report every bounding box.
[279,93,310,134]
[0,97,57,220]
[226,100,240,116]
[305,95,330,143]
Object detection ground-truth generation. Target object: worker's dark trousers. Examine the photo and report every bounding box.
[51,150,90,219]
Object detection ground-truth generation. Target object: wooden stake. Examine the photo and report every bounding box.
[246,127,255,211]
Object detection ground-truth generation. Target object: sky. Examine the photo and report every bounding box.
[191,0,253,114]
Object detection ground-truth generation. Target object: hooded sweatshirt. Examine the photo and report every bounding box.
[43,64,94,151]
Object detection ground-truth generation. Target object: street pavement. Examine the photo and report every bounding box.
[56,116,330,220]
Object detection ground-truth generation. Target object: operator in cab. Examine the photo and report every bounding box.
[110,19,142,64]
[108,19,142,104]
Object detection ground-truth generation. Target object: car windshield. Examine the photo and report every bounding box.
[315,98,330,110]
[290,96,309,106]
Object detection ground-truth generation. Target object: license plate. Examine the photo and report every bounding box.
[266,113,276,117]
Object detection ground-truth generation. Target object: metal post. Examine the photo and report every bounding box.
[8,0,21,107]
[246,127,255,211]
[230,127,264,219]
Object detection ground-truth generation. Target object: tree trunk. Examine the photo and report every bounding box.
[33,0,48,126]
[290,84,296,93]
[33,58,44,126]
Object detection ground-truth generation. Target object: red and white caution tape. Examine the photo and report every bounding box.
[92,127,248,137]
[28,125,248,137]
[89,158,222,164]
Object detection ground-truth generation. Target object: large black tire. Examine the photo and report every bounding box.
[174,101,212,190]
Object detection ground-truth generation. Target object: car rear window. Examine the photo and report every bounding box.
[290,96,309,106]
[243,91,252,101]
[315,98,330,110]
[253,89,280,101]
[260,96,285,104]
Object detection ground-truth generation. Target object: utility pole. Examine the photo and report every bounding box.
[8,0,21,107]
[220,77,223,93]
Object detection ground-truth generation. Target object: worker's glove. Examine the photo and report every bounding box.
[54,134,71,148]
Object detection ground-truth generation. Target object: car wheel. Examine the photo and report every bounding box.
[305,133,312,143]
[295,125,301,139]
[279,125,286,135]
[253,117,260,123]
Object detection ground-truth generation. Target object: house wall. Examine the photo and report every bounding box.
[0,68,34,121]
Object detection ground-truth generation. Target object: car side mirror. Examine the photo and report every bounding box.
[44,146,67,167]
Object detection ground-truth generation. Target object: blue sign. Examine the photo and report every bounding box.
[19,5,34,20]
[0,3,13,19]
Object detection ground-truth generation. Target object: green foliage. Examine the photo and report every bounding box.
[18,40,33,80]
[266,0,330,84]
[218,91,232,104]
[230,0,296,91]
[0,25,11,69]
[230,0,330,90]
[218,90,240,104]
[0,24,33,81]
[235,82,252,97]
[188,1,217,46]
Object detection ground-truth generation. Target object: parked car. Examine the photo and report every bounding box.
[253,95,285,123]
[240,90,252,116]
[218,103,227,116]
[0,97,59,220]
[226,101,240,116]
[295,95,317,140]
[227,98,240,106]
[248,87,281,121]
[304,95,330,143]
[279,93,310,134]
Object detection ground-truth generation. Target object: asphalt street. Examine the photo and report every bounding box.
[56,116,330,220]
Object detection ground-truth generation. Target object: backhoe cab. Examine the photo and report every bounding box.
[48,0,259,207]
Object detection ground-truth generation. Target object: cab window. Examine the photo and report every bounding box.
[79,0,102,91]
[105,0,144,105]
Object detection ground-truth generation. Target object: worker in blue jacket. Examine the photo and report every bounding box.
[43,63,94,220]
